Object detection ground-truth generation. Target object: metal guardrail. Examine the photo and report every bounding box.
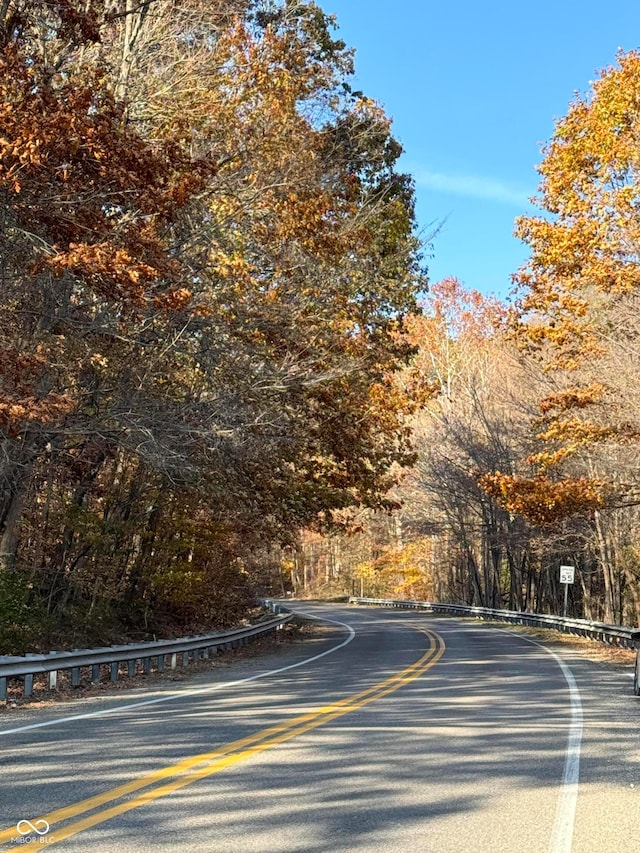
[348,596,637,646]
[0,607,292,700]
[349,596,640,696]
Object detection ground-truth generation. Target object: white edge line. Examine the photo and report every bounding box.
[492,627,583,853]
[0,610,356,738]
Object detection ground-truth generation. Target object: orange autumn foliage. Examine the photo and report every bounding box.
[0,0,425,646]
[514,51,640,362]
[491,51,640,524]
[479,472,606,527]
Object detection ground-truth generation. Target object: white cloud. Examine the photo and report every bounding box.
[412,168,533,207]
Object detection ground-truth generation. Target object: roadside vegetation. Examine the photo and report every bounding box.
[0,0,424,650]
[2,2,640,653]
[290,55,640,631]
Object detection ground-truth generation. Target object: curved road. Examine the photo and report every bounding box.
[0,604,637,852]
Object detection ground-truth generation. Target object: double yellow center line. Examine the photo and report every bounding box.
[0,626,445,848]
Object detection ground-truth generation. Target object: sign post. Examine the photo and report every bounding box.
[559,565,575,617]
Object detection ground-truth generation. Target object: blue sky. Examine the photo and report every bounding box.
[324,1,640,300]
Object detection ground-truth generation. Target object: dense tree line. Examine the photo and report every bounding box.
[294,54,640,629]
[6,8,640,649]
[0,0,425,650]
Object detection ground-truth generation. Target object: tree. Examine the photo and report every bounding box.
[0,0,426,648]
[0,1,213,568]
[482,52,640,622]
[508,50,640,485]
[386,279,601,617]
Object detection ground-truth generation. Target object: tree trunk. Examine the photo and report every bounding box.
[594,510,618,623]
[0,442,37,570]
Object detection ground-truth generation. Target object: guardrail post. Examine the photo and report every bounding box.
[157,654,165,672]
[127,659,136,678]
[48,670,57,690]
[71,667,80,688]
[0,676,6,701]
[170,653,177,670]
[91,664,100,682]
[110,662,119,682]
[143,657,151,674]
[24,674,33,697]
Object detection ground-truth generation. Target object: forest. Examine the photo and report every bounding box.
[1,0,639,653]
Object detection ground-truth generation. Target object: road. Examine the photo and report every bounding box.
[0,603,638,852]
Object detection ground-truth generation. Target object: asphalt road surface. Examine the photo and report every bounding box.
[0,603,638,853]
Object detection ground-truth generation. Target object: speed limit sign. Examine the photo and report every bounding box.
[560,565,575,584]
